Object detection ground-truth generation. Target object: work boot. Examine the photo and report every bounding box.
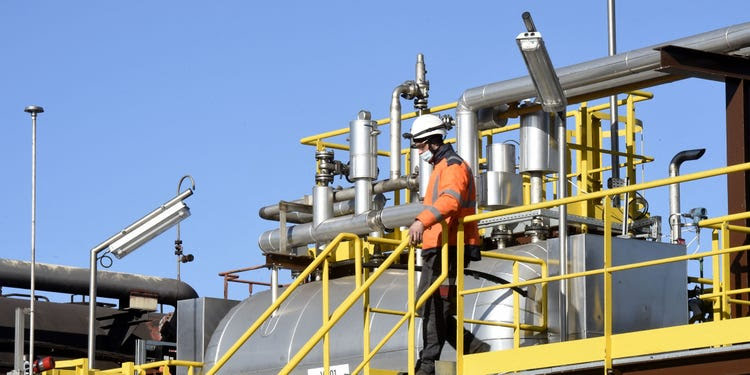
[467,340,491,354]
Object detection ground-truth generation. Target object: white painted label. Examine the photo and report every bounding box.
[307,363,350,375]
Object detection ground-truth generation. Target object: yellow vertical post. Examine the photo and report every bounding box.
[405,148,412,204]
[712,229,722,320]
[722,223,732,320]
[513,261,520,348]
[626,94,636,218]
[407,243,416,375]
[323,255,330,374]
[456,223,465,375]
[603,196,613,373]
[575,103,588,215]
[362,238,372,375]
[122,362,135,375]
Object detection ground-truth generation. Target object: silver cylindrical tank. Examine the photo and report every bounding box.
[520,109,558,173]
[203,245,547,374]
[349,111,378,181]
[480,142,522,209]
[487,143,515,173]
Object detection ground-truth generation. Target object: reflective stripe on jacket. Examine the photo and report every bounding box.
[415,144,480,249]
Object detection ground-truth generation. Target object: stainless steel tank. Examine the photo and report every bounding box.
[202,247,546,374]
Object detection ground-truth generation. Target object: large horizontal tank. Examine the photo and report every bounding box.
[201,246,547,375]
[199,234,686,374]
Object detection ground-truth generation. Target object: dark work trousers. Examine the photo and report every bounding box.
[416,246,486,372]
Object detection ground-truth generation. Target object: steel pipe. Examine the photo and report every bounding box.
[258,203,424,252]
[608,0,621,201]
[456,21,750,177]
[258,176,418,221]
[669,149,706,243]
[0,258,198,305]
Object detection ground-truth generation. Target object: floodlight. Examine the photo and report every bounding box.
[516,31,567,113]
[88,187,193,369]
[109,201,190,259]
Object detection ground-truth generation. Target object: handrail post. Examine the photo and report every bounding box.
[712,229,722,320]
[722,223,732,320]
[513,261,521,348]
[603,196,614,372]
[456,222,465,375]
[407,243,416,375]
[323,254,330,375]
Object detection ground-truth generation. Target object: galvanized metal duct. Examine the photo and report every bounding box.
[455,22,750,172]
[0,258,197,306]
[258,203,423,252]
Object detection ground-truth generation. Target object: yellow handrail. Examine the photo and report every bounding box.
[455,162,750,374]
[205,232,361,375]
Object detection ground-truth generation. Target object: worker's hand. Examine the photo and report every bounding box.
[408,220,425,246]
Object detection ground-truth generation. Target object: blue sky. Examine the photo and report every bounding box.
[1,1,748,302]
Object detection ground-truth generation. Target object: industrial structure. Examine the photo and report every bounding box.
[3,13,750,375]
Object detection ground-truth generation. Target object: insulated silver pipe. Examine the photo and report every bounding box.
[454,21,750,219]
[669,149,706,243]
[258,203,424,252]
[458,22,750,113]
[390,85,408,181]
[556,112,569,342]
[271,266,279,317]
[354,180,372,214]
[608,0,620,199]
[313,186,333,228]
[456,107,479,177]
[530,172,543,204]
[14,307,24,373]
[410,148,421,202]
[259,176,418,221]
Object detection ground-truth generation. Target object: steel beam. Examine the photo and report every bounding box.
[659,45,750,82]
[726,78,750,317]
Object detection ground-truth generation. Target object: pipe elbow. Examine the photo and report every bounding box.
[669,149,706,176]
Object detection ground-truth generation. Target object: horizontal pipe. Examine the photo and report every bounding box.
[458,22,750,112]
[258,176,418,222]
[0,258,197,306]
[258,203,423,252]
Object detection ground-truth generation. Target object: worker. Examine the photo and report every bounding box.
[404,114,489,375]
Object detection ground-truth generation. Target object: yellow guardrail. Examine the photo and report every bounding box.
[205,232,362,375]
[455,161,750,374]
[44,359,204,375]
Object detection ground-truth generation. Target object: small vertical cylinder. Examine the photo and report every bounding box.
[354,180,372,215]
[487,143,515,173]
[313,186,333,228]
[410,148,421,202]
[271,267,279,317]
[530,172,544,204]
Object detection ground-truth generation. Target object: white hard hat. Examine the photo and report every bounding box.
[405,114,447,141]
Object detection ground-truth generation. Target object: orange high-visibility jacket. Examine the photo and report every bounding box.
[415,145,480,249]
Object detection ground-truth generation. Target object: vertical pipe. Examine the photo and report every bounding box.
[390,88,405,181]
[354,180,372,214]
[529,172,544,204]
[88,249,98,368]
[313,186,333,227]
[271,267,279,317]
[409,148,420,203]
[14,307,25,373]
[456,107,479,177]
[608,0,620,205]
[557,111,568,341]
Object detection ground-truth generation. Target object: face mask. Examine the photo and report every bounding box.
[420,150,433,163]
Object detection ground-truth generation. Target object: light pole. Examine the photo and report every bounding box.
[24,105,44,368]
[88,188,193,369]
[516,12,569,341]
